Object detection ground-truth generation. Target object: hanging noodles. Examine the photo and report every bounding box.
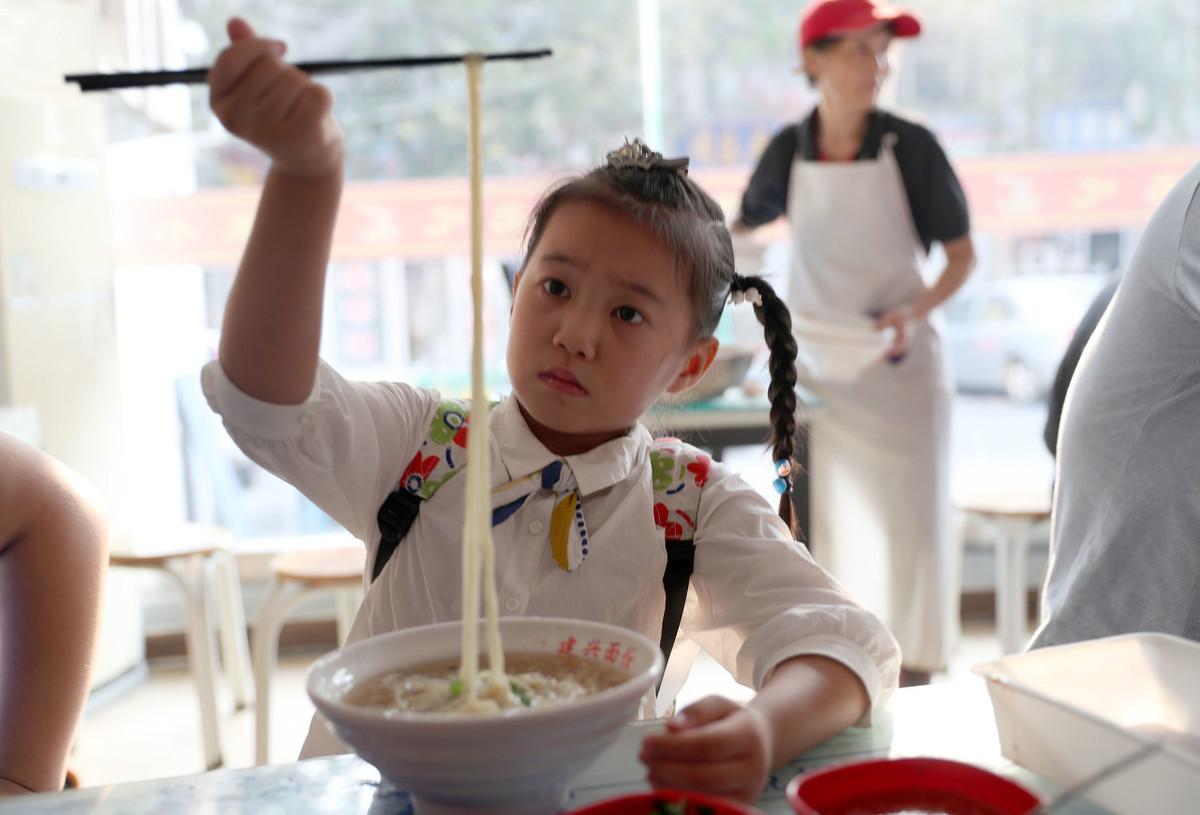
[458,53,508,707]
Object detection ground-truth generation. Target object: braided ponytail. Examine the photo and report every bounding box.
[733,274,802,538]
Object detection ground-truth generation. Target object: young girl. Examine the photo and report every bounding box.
[203,18,899,803]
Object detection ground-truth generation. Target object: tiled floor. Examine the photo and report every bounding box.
[67,622,1007,789]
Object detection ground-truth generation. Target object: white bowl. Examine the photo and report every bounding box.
[973,632,1200,815]
[307,617,664,815]
[792,313,893,384]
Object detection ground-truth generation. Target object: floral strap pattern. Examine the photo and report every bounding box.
[650,437,711,543]
[395,399,471,501]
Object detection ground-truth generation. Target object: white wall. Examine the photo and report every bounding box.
[0,0,144,687]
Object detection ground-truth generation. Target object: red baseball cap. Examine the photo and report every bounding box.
[799,0,922,49]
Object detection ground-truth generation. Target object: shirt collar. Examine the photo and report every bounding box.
[490,394,650,497]
[800,107,886,161]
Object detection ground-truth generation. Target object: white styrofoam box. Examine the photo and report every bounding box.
[974,633,1200,815]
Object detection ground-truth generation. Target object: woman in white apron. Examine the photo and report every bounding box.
[734,0,975,683]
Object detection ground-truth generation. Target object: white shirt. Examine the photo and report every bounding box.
[202,360,901,757]
[1033,162,1200,649]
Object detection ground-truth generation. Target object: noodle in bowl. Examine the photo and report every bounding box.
[307,616,664,815]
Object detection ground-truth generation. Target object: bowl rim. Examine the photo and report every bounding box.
[568,787,765,815]
[306,615,665,729]
[784,756,1041,814]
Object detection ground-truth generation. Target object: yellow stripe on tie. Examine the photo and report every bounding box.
[549,493,577,571]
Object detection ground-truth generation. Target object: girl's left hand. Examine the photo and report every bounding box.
[638,695,772,803]
[873,306,916,358]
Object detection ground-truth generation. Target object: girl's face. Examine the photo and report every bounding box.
[507,199,717,456]
[804,25,893,114]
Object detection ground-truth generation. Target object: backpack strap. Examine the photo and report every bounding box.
[650,437,711,664]
[373,399,471,582]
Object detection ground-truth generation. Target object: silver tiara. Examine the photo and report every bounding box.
[605,138,689,175]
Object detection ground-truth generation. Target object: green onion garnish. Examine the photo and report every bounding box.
[509,680,532,707]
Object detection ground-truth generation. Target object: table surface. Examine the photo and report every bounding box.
[649,391,777,433]
[3,681,1111,814]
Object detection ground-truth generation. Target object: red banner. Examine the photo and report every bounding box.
[110,147,1200,266]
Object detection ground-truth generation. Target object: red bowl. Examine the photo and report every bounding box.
[570,788,765,815]
[785,757,1040,815]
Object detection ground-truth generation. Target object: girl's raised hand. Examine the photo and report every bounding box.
[209,17,344,178]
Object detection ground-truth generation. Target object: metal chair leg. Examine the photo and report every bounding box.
[172,555,223,770]
[996,517,1032,654]
[212,548,254,710]
[334,587,362,646]
[252,580,310,766]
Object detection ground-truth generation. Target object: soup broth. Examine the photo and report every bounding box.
[345,652,627,715]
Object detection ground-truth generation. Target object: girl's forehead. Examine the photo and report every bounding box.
[538,199,675,264]
[536,203,692,297]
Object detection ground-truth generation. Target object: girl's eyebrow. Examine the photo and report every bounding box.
[542,252,665,306]
[542,251,586,269]
[616,278,666,307]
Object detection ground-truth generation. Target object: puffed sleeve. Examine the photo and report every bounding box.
[680,464,901,712]
[737,125,800,228]
[200,359,441,544]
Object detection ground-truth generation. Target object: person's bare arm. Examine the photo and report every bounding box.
[209,18,345,405]
[911,234,975,320]
[876,233,976,356]
[0,434,108,795]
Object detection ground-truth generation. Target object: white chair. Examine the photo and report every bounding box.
[956,496,1051,654]
[253,545,365,765]
[109,524,253,769]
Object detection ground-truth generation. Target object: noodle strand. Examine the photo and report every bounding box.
[459,53,508,703]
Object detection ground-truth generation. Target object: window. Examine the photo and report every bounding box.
[88,0,1200,540]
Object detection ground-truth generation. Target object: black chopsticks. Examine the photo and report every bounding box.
[65,48,553,92]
